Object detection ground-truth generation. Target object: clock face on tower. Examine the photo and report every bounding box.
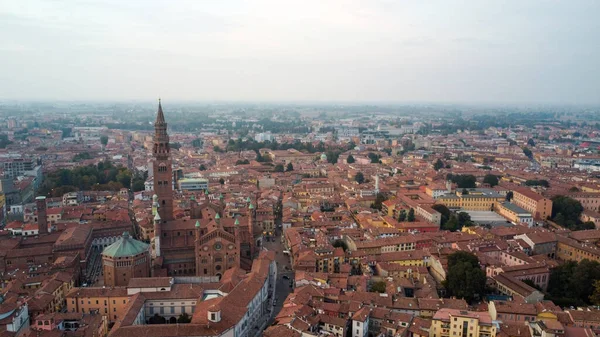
[203,246,209,251]
[214,243,223,250]
[228,244,234,250]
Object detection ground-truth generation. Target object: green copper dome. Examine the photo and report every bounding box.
[248,203,254,210]
[205,189,209,195]
[195,220,200,228]
[102,232,149,258]
[234,218,240,225]
[246,196,251,203]
[215,213,220,219]
[190,195,196,201]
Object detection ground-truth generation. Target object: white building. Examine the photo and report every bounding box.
[255,132,273,143]
[178,178,209,191]
[351,307,370,337]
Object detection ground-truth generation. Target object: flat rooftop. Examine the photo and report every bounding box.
[500,202,531,215]
[465,211,513,226]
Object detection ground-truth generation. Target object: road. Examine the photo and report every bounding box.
[262,229,294,328]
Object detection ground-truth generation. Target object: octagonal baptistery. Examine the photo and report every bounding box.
[102,232,151,287]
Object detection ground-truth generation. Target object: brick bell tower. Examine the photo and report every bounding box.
[152,99,174,221]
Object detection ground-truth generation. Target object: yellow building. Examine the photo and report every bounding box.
[512,188,553,220]
[66,287,130,322]
[437,189,505,211]
[430,308,496,337]
[556,236,600,263]
[379,250,431,267]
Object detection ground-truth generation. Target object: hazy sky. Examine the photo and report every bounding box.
[1,0,599,104]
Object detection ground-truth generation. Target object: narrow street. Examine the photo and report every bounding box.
[262,229,294,329]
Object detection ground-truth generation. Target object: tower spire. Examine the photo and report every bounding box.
[155,98,165,124]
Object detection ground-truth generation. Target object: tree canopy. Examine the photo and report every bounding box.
[332,239,348,252]
[443,251,486,303]
[551,195,592,230]
[433,159,444,171]
[525,179,550,188]
[355,172,365,184]
[407,208,415,222]
[547,259,600,307]
[346,154,355,163]
[371,193,387,211]
[398,209,407,222]
[447,174,477,188]
[38,161,131,197]
[191,138,203,148]
[483,174,499,187]
[370,281,387,293]
[368,152,382,164]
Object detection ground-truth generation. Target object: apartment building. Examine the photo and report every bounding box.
[437,189,505,211]
[429,308,496,337]
[512,188,552,220]
[494,202,534,226]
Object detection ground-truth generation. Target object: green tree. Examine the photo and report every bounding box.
[547,259,600,307]
[219,178,225,185]
[355,172,365,184]
[505,191,514,201]
[433,159,444,171]
[398,210,407,222]
[347,154,355,163]
[0,135,12,149]
[368,153,381,164]
[407,208,415,222]
[370,281,387,293]
[236,159,250,165]
[523,147,533,159]
[191,138,203,148]
[552,195,586,230]
[132,178,145,192]
[199,164,207,171]
[73,152,92,162]
[443,214,461,231]
[443,251,486,303]
[332,239,348,252]
[457,212,473,227]
[61,128,72,139]
[432,204,451,226]
[274,164,285,172]
[116,170,132,188]
[590,280,600,305]
[447,174,477,188]
[371,193,387,211]
[527,138,536,147]
[177,313,192,323]
[148,314,166,324]
[100,135,108,146]
[483,174,499,187]
[286,162,294,172]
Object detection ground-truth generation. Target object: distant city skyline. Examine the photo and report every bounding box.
[1,0,599,104]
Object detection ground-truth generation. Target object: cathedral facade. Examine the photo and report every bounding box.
[150,101,257,279]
